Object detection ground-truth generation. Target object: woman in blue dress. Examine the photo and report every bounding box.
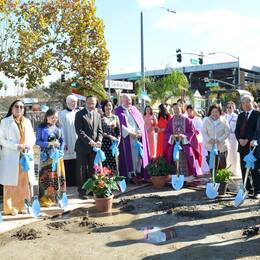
[36,109,66,207]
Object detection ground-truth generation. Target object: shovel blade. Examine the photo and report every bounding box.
[31,198,41,217]
[206,182,220,199]
[118,179,127,193]
[234,189,247,207]
[58,193,68,209]
[172,174,185,191]
[25,198,41,218]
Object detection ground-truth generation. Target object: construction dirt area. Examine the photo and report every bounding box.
[0,185,259,260]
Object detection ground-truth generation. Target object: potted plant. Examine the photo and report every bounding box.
[82,165,125,212]
[145,157,173,188]
[215,166,231,195]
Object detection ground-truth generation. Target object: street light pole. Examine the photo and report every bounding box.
[140,8,176,110]
[140,11,145,110]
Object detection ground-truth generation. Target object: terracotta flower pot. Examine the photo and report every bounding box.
[151,176,167,188]
[94,195,114,213]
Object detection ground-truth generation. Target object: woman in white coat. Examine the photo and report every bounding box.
[0,100,36,215]
[225,102,241,178]
[202,104,230,172]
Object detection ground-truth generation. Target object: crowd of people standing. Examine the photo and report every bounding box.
[0,93,259,215]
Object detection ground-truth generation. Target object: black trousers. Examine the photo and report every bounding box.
[239,146,260,194]
[64,159,77,187]
[76,151,95,194]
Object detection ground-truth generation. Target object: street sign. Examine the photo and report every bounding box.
[104,80,133,90]
[190,58,199,65]
[206,82,219,87]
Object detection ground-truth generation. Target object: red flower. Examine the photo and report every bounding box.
[103,167,112,175]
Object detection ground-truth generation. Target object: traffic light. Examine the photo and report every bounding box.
[61,73,65,82]
[176,48,182,63]
[199,56,203,65]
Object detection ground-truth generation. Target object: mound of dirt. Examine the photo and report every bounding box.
[46,221,70,230]
[11,228,41,241]
[78,217,105,228]
[243,226,260,237]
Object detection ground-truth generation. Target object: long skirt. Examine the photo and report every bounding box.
[3,166,30,215]
[39,158,66,207]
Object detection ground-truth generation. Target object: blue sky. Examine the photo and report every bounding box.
[96,0,260,75]
[1,0,260,96]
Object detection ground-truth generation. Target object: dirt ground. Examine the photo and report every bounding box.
[0,185,260,260]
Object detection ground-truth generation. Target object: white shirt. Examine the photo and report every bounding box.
[121,105,140,138]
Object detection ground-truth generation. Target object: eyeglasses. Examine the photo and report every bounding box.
[14,105,24,109]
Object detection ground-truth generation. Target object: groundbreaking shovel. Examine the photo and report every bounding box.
[56,159,68,209]
[24,183,41,218]
[234,146,257,207]
[172,140,184,191]
[22,149,41,218]
[206,144,220,199]
[118,179,127,192]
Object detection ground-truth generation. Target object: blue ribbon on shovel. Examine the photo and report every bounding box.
[50,148,64,172]
[243,149,257,169]
[209,144,218,170]
[110,140,120,157]
[20,153,33,172]
[173,141,182,161]
[134,140,144,158]
[93,147,106,166]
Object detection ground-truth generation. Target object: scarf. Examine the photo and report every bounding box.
[14,116,25,144]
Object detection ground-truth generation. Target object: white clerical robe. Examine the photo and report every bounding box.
[121,107,141,173]
[59,109,78,160]
[225,113,241,178]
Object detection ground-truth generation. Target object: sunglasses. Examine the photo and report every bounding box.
[14,105,24,109]
[227,106,232,109]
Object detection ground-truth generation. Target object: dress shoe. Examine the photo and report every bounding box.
[87,191,94,196]
[78,194,88,200]
[253,193,260,199]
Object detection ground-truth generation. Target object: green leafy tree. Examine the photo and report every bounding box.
[43,80,71,101]
[136,69,190,104]
[0,0,109,99]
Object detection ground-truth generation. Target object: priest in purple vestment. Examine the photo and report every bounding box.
[115,94,150,183]
[164,103,200,179]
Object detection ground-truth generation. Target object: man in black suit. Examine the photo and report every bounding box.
[250,116,260,177]
[75,96,103,199]
[235,95,260,198]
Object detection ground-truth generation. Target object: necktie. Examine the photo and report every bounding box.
[88,111,93,126]
[240,112,249,137]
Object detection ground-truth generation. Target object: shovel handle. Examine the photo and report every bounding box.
[212,153,216,184]
[242,146,256,189]
[176,158,180,177]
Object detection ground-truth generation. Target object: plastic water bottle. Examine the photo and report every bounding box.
[147,227,166,243]
[0,212,3,224]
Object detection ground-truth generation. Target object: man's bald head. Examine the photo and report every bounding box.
[121,94,132,108]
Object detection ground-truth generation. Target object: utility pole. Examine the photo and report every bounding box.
[140,11,145,110]
[107,68,111,99]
